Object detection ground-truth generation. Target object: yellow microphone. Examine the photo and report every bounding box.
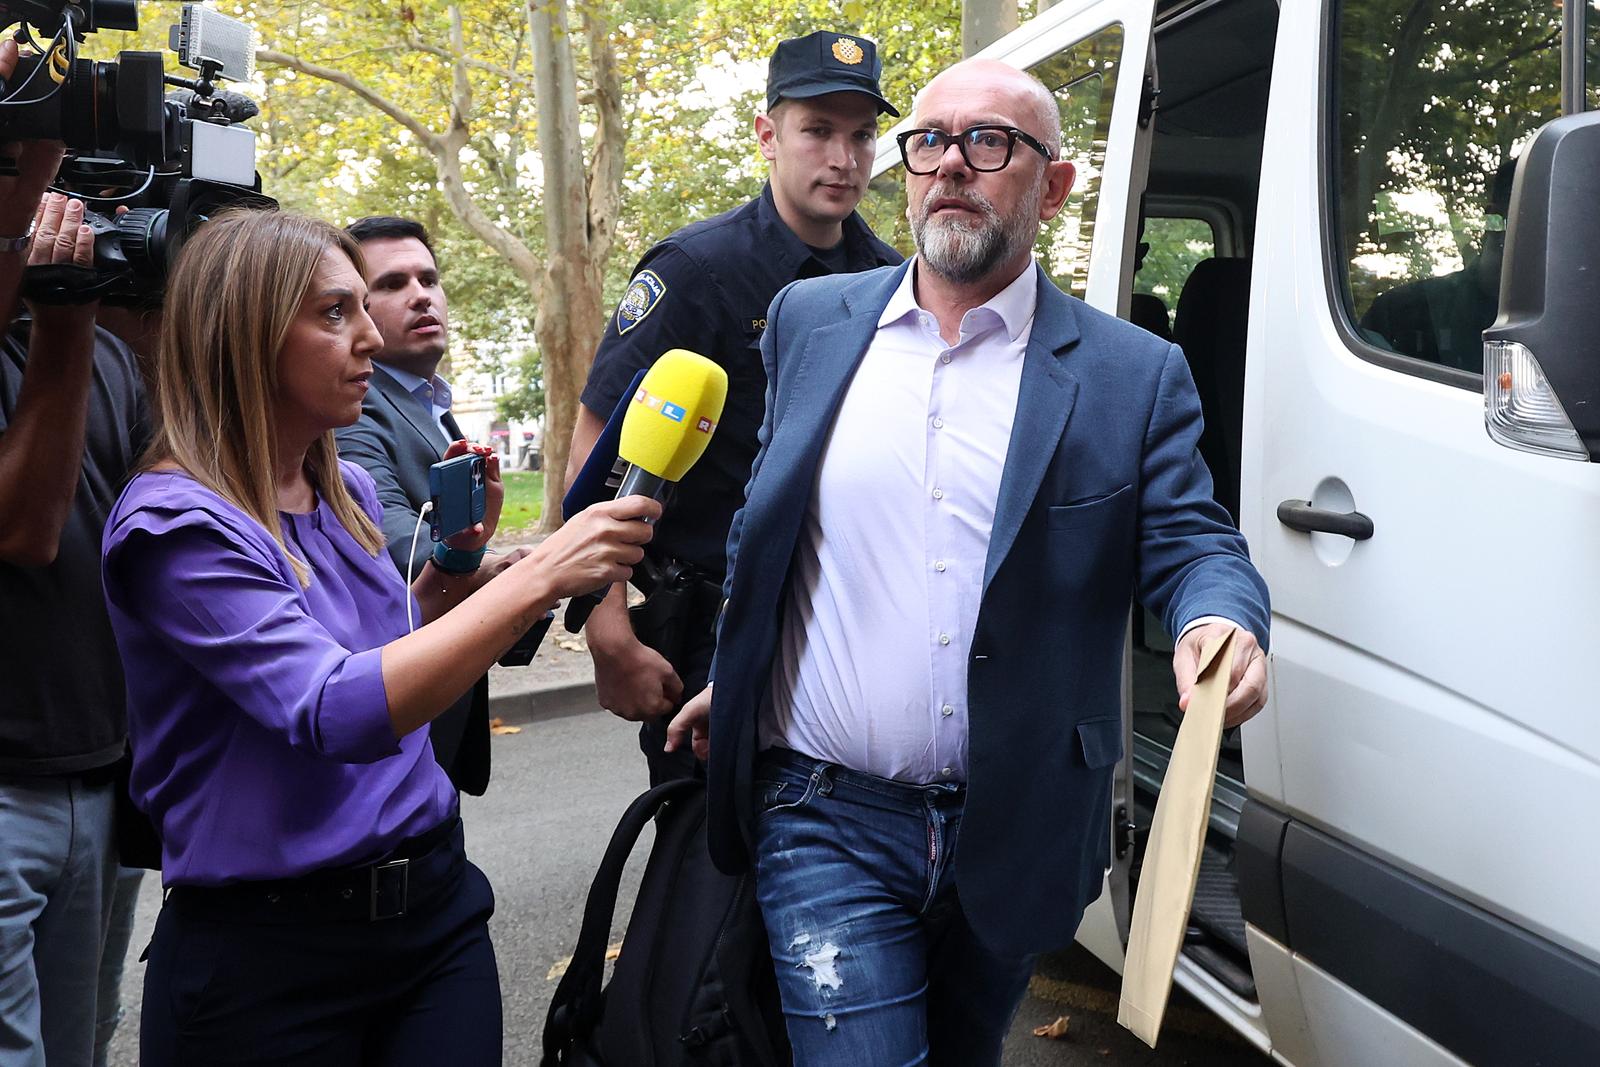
[614,348,728,500]
[563,349,728,632]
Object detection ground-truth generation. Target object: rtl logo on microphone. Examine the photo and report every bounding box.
[632,386,667,414]
[632,385,701,427]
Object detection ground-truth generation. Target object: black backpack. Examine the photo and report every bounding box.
[541,777,791,1067]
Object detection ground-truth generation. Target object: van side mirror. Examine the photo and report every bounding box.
[1484,113,1600,462]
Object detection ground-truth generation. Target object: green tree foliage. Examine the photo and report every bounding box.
[609,0,962,305]
[97,0,966,476]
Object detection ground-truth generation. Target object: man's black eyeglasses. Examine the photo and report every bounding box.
[896,125,1055,174]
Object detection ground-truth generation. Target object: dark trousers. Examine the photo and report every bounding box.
[637,603,718,787]
[140,826,500,1066]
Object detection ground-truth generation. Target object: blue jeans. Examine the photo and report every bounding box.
[0,775,117,1067]
[93,866,145,1067]
[752,749,1036,1067]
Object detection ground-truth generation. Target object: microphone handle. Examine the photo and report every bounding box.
[563,466,669,634]
[562,588,606,634]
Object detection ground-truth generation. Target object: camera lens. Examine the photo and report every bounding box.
[114,208,171,274]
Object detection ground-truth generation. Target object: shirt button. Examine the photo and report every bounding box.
[942,704,954,717]
[932,488,944,500]
[941,354,952,364]
[934,560,947,572]
[932,417,944,429]
[939,633,951,646]
[942,766,954,777]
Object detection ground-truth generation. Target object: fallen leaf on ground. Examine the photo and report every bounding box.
[1033,1015,1071,1039]
[488,717,522,735]
[556,636,586,653]
[546,942,622,981]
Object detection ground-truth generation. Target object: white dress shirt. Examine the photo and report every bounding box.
[761,259,1036,784]
[377,362,456,448]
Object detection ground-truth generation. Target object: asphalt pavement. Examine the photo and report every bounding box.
[105,693,1266,1066]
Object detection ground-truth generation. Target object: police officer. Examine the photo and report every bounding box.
[567,31,903,783]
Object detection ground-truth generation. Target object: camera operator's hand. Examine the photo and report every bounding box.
[521,496,661,600]
[439,440,502,553]
[1,40,71,323]
[28,194,95,269]
[23,194,98,327]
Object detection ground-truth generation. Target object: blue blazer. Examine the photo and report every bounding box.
[707,261,1270,957]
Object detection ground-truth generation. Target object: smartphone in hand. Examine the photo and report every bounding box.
[428,453,487,542]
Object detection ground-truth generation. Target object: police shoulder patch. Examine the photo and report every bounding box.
[615,270,666,335]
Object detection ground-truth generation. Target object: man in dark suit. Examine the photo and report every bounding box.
[336,216,506,795]
[668,60,1270,1065]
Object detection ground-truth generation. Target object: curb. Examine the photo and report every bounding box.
[487,678,601,725]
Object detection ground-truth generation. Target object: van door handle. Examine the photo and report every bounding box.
[1276,500,1374,540]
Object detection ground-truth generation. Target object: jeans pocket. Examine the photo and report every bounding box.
[755,774,820,818]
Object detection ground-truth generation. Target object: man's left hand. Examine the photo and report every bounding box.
[1172,623,1267,728]
[440,441,501,552]
[481,545,532,578]
[665,684,711,762]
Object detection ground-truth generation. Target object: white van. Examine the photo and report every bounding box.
[861,1,1600,1063]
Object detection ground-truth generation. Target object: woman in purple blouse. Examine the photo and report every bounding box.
[100,209,659,1065]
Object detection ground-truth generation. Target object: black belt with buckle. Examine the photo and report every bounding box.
[167,816,462,925]
[369,857,412,921]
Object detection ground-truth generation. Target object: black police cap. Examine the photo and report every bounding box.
[766,31,899,117]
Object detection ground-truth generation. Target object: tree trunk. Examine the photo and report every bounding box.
[963,0,1019,56]
[532,257,606,534]
[530,0,606,532]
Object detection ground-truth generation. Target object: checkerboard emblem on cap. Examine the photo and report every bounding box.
[831,37,864,65]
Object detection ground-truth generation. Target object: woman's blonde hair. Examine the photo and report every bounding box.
[147,208,384,585]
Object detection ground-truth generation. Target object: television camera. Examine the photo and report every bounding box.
[0,1,273,305]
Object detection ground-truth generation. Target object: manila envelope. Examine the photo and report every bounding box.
[1117,627,1238,1047]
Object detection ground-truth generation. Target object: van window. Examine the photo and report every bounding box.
[1028,25,1124,297]
[862,24,1125,295]
[1135,216,1215,333]
[1332,0,1564,379]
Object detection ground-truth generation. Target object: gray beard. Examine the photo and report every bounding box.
[911,182,1041,285]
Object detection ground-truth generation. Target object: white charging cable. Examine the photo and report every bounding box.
[406,501,433,633]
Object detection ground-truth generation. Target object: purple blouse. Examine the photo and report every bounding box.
[101,460,456,886]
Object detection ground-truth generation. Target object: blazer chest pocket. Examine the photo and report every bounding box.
[1046,484,1133,532]
[1077,716,1124,769]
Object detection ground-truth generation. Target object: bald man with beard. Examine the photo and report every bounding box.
[668,60,1271,1065]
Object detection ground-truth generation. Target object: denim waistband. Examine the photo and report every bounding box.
[757,747,964,813]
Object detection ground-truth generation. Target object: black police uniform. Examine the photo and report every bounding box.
[581,182,902,782]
